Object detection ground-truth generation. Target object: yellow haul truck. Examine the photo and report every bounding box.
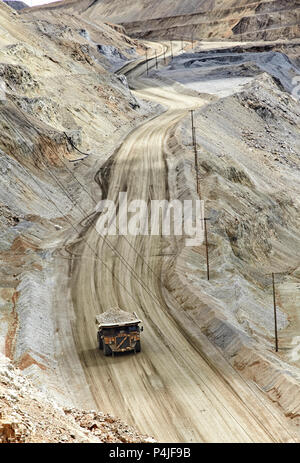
[95,308,143,356]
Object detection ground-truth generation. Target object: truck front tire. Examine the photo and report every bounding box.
[97,333,103,350]
[103,344,112,356]
[135,341,141,353]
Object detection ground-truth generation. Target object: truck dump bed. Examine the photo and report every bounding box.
[95,307,141,328]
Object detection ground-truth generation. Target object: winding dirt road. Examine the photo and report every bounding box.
[69,42,296,442]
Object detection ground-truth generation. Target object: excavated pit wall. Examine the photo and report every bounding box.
[117,2,300,41]
[161,72,300,427]
[25,0,300,42]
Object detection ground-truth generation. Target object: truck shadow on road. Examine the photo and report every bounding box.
[77,347,142,368]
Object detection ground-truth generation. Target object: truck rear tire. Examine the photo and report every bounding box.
[135,341,141,353]
[103,344,112,356]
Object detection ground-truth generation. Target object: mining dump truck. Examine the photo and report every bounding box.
[95,307,143,356]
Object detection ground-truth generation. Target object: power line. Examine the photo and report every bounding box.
[36,155,256,440]
[5,118,297,440]
[5,51,294,440]
[0,149,143,310]
[8,98,170,307]
[3,136,294,443]
[6,101,166,312]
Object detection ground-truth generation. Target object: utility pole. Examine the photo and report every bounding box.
[201,218,210,281]
[145,49,149,76]
[181,37,184,51]
[155,50,158,69]
[191,110,195,145]
[191,110,202,203]
[170,40,174,59]
[272,272,279,352]
[192,109,207,277]
[191,31,194,51]
[193,127,201,200]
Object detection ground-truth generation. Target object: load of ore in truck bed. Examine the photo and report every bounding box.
[95,308,140,325]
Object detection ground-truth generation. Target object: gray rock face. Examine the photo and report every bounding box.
[97,44,127,62]
[4,1,28,11]
[116,74,129,88]
[78,29,90,41]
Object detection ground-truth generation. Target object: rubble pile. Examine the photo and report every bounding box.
[64,409,155,443]
[0,354,152,443]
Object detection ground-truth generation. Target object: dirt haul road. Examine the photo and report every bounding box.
[69,42,296,443]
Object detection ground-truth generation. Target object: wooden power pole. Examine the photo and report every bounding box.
[272,272,279,352]
[204,218,210,281]
[193,128,201,200]
[145,49,149,76]
[191,110,195,145]
[191,110,208,279]
[191,110,201,199]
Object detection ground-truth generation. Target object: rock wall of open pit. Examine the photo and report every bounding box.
[31,0,300,42]
[118,0,300,41]
[0,1,158,406]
